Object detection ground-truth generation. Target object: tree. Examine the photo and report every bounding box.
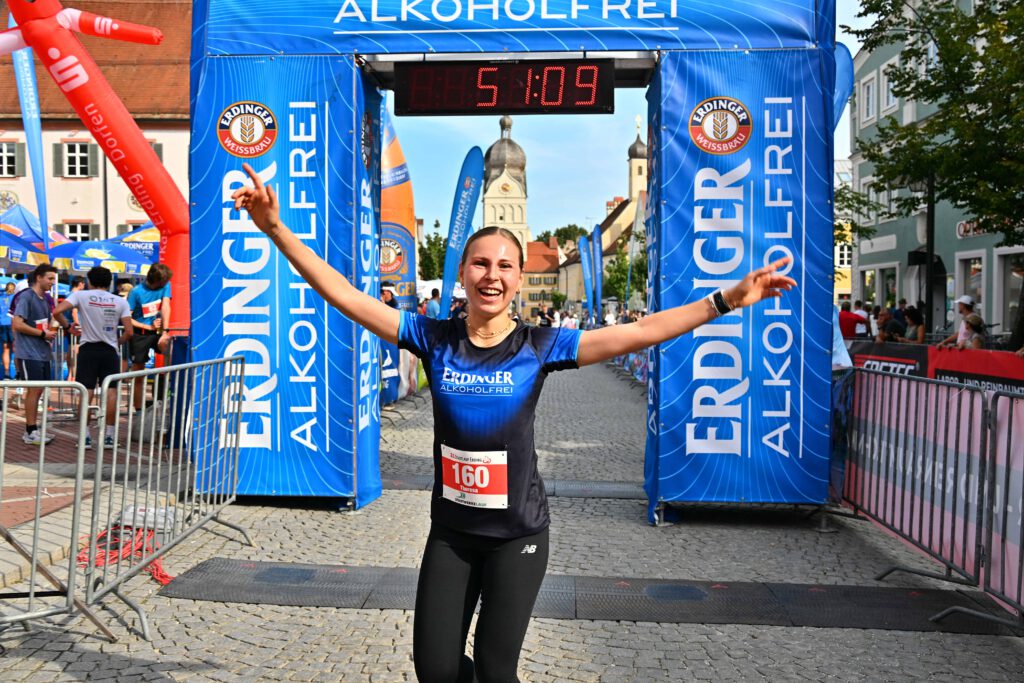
[603,237,647,310]
[418,228,446,280]
[551,224,588,247]
[846,1,1024,345]
[833,183,879,277]
[536,230,553,244]
[550,291,567,311]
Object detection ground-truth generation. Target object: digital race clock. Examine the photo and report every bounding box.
[394,60,614,116]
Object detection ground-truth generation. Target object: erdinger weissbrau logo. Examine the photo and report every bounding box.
[689,97,752,155]
[218,102,277,157]
[380,237,404,275]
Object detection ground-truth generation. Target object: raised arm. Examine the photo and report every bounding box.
[232,163,400,344]
[576,258,796,367]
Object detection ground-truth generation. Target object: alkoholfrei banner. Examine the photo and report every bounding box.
[190,1,840,513]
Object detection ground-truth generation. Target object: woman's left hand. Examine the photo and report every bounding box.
[724,257,797,310]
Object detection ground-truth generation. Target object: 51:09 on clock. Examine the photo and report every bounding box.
[394,60,615,116]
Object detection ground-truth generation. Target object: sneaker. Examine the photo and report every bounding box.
[82,435,93,450]
[22,431,55,446]
[104,435,115,449]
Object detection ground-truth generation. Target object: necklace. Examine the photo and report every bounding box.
[468,317,514,339]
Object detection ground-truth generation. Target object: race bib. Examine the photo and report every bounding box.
[141,300,161,318]
[441,444,508,509]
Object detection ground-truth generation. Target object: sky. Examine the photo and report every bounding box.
[392,2,871,239]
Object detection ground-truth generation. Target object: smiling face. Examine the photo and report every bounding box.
[459,233,524,319]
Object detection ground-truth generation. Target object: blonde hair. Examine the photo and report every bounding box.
[460,226,524,268]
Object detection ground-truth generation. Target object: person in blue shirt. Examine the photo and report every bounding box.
[232,163,795,683]
[0,281,14,380]
[425,288,441,319]
[126,263,172,411]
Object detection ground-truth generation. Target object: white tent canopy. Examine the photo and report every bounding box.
[416,279,465,301]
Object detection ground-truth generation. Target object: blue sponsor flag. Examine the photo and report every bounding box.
[9,16,48,249]
[591,225,603,324]
[577,235,593,328]
[439,147,484,318]
[834,43,855,131]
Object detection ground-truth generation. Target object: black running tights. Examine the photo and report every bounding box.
[413,523,549,683]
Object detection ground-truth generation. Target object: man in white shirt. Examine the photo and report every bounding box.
[938,295,976,348]
[853,299,869,337]
[53,267,133,449]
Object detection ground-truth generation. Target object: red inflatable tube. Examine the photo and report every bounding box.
[7,0,190,331]
[57,9,164,45]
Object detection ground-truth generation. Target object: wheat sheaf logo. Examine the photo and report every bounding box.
[218,101,278,158]
[689,97,752,155]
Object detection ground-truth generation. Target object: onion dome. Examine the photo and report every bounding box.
[628,133,647,160]
[484,116,527,193]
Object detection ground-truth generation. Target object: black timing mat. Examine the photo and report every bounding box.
[160,558,1020,635]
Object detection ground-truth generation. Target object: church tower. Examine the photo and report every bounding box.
[482,116,530,251]
[627,132,648,200]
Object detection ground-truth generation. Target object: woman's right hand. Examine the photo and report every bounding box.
[232,163,283,237]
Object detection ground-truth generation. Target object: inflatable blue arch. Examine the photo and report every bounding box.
[189,1,844,519]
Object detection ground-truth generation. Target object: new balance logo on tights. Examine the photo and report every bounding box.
[521,545,537,554]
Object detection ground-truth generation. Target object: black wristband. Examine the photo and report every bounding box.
[711,290,733,316]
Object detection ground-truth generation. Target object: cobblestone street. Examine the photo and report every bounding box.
[2,363,1023,681]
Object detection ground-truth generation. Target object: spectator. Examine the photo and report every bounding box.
[52,267,133,449]
[127,263,173,412]
[381,285,399,309]
[870,305,882,338]
[838,301,860,339]
[938,295,975,348]
[874,308,906,344]
[853,299,869,337]
[11,264,59,444]
[897,307,925,344]
[893,298,908,325]
[958,313,987,350]
[425,288,441,319]
[117,282,134,298]
[0,281,14,380]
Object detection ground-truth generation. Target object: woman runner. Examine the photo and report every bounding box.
[232,163,796,682]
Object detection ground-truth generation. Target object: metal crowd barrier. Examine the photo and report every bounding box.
[0,381,115,641]
[81,356,250,640]
[842,369,1024,630]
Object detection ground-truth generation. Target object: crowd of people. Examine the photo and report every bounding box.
[0,262,173,446]
[837,294,1024,356]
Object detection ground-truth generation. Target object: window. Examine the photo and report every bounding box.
[637,167,643,175]
[959,256,984,311]
[924,41,939,72]
[881,59,899,112]
[861,270,876,305]
[859,179,876,224]
[528,277,541,285]
[544,276,557,285]
[0,142,25,177]
[54,142,98,178]
[835,243,853,268]
[880,267,897,308]
[1000,253,1024,332]
[61,222,97,242]
[528,292,543,301]
[859,74,877,127]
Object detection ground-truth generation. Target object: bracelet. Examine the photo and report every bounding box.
[705,289,734,318]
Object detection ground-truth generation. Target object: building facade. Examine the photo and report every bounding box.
[0,1,191,242]
[851,15,1023,334]
[559,133,648,315]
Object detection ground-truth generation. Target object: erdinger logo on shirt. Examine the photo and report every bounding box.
[689,97,752,155]
[218,102,277,157]
[439,367,515,396]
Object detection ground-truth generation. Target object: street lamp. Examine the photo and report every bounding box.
[908,174,936,333]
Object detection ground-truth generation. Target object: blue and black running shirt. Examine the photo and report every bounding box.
[398,311,582,539]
